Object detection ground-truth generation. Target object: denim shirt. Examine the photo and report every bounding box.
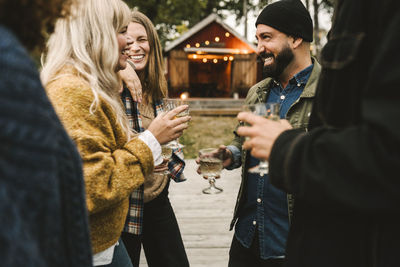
[232,64,313,259]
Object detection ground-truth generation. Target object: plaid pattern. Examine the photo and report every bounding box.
[121,87,186,234]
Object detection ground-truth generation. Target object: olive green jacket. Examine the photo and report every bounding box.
[229,59,321,230]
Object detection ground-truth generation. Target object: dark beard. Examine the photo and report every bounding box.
[262,45,294,80]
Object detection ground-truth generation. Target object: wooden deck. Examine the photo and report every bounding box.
[139,159,242,267]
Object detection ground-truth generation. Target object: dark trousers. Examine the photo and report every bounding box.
[120,232,141,267]
[229,233,285,267]
[122,182,189,267]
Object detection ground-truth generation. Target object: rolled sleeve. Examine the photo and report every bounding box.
[226,145,242,170]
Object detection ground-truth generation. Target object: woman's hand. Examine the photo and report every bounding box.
[147,105,191,145]
[118,61,142,102]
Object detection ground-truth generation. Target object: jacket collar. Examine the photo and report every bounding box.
[255,57,321,101]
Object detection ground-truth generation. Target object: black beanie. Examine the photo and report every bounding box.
[255,0,313,42]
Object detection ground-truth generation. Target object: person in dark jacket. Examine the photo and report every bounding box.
[236,0,400,266]
[0,0,92,266]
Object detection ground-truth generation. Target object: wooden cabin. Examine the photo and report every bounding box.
[164,14,261,98]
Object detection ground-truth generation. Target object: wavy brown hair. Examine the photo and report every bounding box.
[131,11,168,102]
[0,0,75,51]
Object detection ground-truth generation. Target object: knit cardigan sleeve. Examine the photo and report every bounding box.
[46,73,154,215]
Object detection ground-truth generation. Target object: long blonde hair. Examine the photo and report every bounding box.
[131,11,167,101]
[41,0,133,138]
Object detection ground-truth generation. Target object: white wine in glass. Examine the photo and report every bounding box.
[162,98,189,149]
[161,144,173,160]
[242,102,280,176]
[199,148,223,194]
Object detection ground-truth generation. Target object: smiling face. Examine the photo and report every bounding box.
[126,22,150,72]
[255,24,294,79]
[116,25,132,71]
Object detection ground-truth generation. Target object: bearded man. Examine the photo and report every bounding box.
[197,0,320,266]
[0,0,92,266]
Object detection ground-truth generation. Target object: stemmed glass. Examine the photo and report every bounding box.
[198,148,223,194]
[241,103,280,176]
[162,98,189,149]
[161,143,173,175]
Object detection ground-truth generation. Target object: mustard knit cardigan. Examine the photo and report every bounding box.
[46,66,154,253]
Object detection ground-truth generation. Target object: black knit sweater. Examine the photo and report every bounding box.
[0,25,92,266]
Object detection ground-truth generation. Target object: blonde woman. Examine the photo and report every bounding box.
[119,11,189,267]
[41,0,189,266]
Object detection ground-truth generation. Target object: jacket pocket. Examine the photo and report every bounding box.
[320,32,365,70]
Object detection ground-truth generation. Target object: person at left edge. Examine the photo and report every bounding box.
[0,0,92,266]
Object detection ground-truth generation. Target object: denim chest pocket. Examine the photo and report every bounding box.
[320,32,365,70]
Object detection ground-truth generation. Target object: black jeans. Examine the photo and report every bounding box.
[122,182,189,267]
[229,233,285,267]
[120,232,141,267]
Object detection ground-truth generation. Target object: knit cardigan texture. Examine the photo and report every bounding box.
[45,66,154,253]
[0,25,92,266]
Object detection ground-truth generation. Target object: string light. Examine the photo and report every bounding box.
[215,37,220,42]
[213,59,218,63]
[229,56,234,61]
[225,32,230,37]
[186,44,191,48]
[180,92,189,100]
[205,40,210,45]
[202,58,207,63]
[195,43,200,47]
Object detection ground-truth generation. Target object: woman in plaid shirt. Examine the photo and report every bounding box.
[119,10,190,267]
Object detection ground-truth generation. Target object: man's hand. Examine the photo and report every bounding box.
[237,112,292,161]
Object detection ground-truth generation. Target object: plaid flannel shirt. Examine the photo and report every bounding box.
[121,87,186,234]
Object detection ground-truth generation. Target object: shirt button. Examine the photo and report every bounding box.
[280,95,285,100]
[257,198,262,203]
[253,220,257,225]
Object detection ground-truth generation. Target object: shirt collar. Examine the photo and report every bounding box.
[272,63,314,88]
[292,64,314,86]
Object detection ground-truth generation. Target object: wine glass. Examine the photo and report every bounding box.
[198,148,223,194]
[162,98,189,149]
[241,103,280,176]
[161,143,174,175]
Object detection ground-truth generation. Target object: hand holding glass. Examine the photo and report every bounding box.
[241,103,280,176]
[162,98,189,149]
